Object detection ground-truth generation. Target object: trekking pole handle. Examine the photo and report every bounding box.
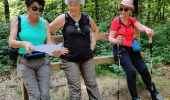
[117,35,123,44]
[149,36,152,44]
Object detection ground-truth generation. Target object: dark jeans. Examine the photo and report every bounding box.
[113,45,158,98]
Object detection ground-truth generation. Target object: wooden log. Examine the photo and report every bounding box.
[50,52,145,71]
[20,80,28,100]
[52,35,63,44]
[98,33,109,40]
[51,55,115,71]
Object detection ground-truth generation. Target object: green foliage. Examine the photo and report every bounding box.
[0,0,170,75]
[0,34,13,74]
[95,64,113,76]
[94,40,112,56]
[0,64,12,75]
[111,64,125,76]
[43,0,66,22]
[141,23,170,65]
[136,76,145,90]
[153,24,170,64]
[0,1,5,22]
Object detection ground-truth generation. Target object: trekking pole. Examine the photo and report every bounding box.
[149,36,156,91]
[117,43,121,100]
[149,36,153,74]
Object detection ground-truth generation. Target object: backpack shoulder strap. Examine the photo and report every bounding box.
[17,16,21,40]
[117,16,121,31]
[129,17,139,39]
[18,16,21,32]
[117,17,135,30]
[129,17,135,28]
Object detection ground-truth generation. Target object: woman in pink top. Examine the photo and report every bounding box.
[108,0,163,100]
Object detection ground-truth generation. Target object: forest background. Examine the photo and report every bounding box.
[0,0,169,74]
[0,0,170,99]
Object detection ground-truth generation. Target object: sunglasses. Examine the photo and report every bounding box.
[119,8,129,12]
[75,22,81,33]
[31,6,44,12]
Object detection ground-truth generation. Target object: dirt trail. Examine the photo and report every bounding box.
[0,65,170,100]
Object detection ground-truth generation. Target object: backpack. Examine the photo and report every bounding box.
[8,16,21,61]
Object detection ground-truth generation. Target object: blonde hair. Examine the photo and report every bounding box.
[64,0,85,6]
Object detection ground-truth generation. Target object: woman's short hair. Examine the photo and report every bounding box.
[64,0,85,6]
[25,0,45,7]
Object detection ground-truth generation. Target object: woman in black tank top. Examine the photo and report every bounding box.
[50,0,101,99]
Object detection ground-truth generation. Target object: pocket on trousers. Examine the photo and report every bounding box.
[44,57,50,65]
[17,56,22,64]
[18,57,46,69]
[60,59,68,69]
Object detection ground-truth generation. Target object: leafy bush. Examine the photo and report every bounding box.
[140,23,170,65]
[0,23,13,75]
[153,24,170,64]
[0,0,170,75]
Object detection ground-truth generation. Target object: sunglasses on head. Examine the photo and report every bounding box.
[119,7,129,12]
[31,6,44,12]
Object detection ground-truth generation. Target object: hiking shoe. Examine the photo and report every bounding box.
[151,93,163,100]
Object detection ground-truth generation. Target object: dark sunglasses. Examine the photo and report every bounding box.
[31,6,44,12]
[119,8,129,12]
[75,22,81,33]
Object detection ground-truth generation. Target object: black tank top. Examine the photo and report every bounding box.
[61,13,93,62]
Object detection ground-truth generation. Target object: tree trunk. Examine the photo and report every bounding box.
[94,0,99,25]
[61,0,65,13]
[147,0,151,22]
[3,0,10,24]
[162,0,165,21]
[133,0,138,16]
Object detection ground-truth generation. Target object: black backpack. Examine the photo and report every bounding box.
[8,16,21,61]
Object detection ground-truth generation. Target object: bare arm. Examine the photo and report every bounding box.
[8,16,24,48]
[49,14,69,56]
[134,22,154,37]
[45,20,54,44]
[49,14,65,33]
[89,16,99,50]
[108,30,122,44]
[8,16,32,53]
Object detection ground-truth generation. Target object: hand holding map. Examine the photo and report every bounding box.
[31,43,63,55]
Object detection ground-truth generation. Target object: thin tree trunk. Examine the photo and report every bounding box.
[3,0,10,24]
[94,0,99,25]
[133,0,138,16]
[162,0,165,21]
[147,0,151,22]
[61,0,65,13]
